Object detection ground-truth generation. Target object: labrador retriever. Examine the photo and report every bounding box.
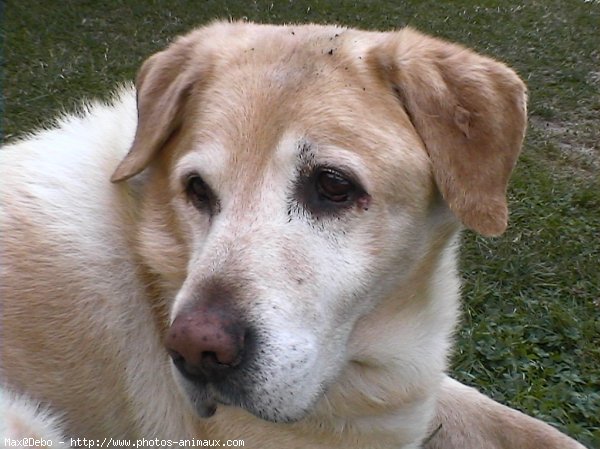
[0,21,587,449]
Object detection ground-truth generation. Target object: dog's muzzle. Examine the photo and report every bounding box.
[164,285,317,423]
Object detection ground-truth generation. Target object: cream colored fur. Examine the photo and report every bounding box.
[0,21,586,449]
[0,393,65,445]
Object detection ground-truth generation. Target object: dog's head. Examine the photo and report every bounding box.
[111,22,526,423]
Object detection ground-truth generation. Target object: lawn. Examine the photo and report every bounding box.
[2,1,599,447]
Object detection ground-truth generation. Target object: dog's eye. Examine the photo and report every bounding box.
[316,169,355,203]
[185,175,212,210]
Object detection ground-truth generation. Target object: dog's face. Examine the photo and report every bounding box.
[111,22,527,423]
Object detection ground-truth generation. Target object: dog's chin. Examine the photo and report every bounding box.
[187,387,218,418]
[243,402,312,424]
[180,377,312,424]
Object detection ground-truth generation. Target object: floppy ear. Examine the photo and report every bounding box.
[111,38,204,182]
[371,28,527,236]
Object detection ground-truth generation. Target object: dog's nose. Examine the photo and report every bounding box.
[165,307,246,381]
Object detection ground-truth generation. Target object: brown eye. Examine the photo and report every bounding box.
[316,169,355,202]
[186,175,212,210]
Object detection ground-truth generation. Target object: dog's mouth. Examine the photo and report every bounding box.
[177,372,286,423]
[170,353,248,417]
[171,358,322,424]
[187,385,219,418]
[170,352,286,422]
[165,310,325,423]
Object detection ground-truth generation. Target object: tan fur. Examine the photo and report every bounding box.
[369,28,528,236]
[426,377,587,449]
[1,21,586,449]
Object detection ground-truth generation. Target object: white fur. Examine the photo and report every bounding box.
[0,391,66,445]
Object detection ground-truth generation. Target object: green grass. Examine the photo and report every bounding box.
[2,1,599,446]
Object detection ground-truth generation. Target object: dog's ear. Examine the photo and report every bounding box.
[370,28,527,236]
[111,37,206,182]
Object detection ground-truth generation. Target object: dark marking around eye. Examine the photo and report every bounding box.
[297,140,313,162]
[293,166,367,218]
[289,139,370,220]
[184,173,219,214]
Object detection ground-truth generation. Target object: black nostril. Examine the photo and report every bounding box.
[169,350,195,378]
[171,352,207,380]
[200,351,220,367]
[168,349,184,363]
[168,347,239,383]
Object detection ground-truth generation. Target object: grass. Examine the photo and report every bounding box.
[2,1,599,446]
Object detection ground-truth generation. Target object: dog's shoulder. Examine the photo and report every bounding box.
[1,85,139,248]
[1,85,137,182]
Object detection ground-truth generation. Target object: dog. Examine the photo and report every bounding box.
[0,21,587,448]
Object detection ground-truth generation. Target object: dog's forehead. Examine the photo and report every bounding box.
[188,21,375,64]
[172,23,430,199]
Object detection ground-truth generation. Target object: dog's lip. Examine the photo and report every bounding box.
[180,374,317,424]
[183,379,220,418]
[182,375,236,407]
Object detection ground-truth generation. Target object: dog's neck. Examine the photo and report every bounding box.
[309,228,461,445]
